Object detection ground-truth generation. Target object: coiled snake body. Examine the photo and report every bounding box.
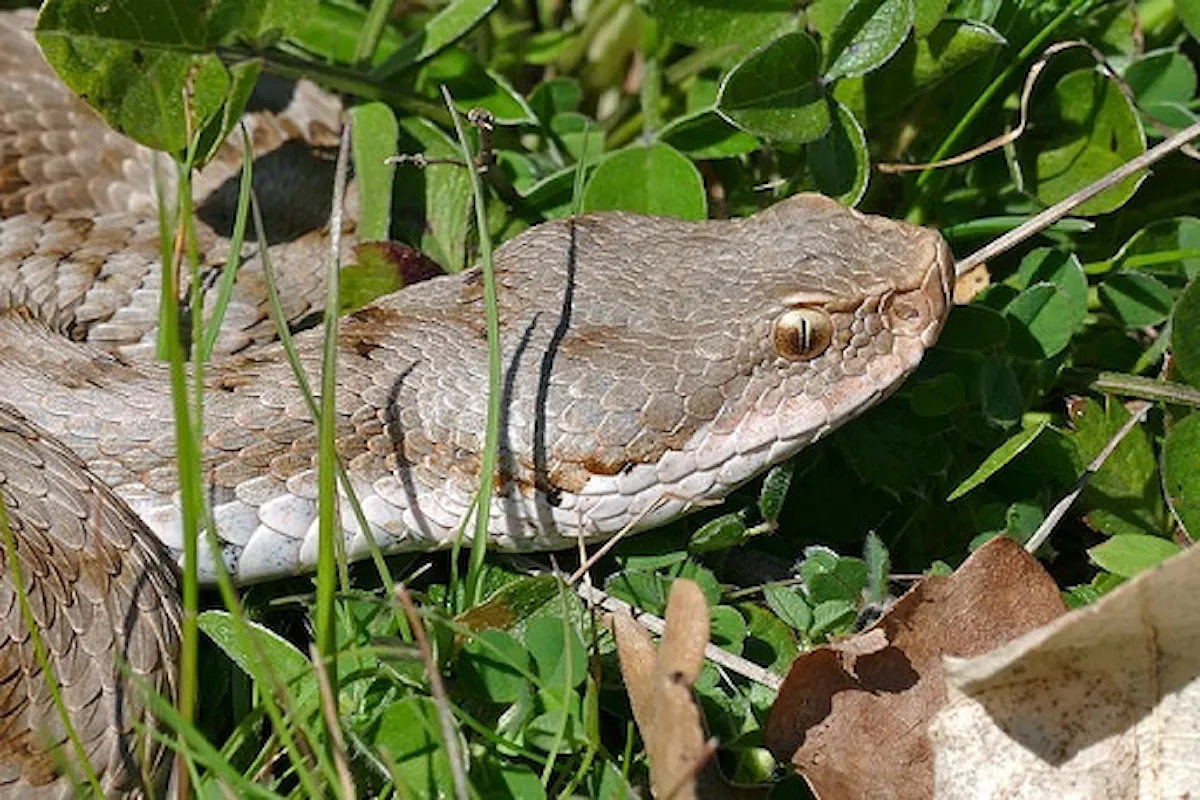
[0,10,953,795]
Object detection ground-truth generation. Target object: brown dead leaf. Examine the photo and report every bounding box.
[764,536,1066,799]
[929,542,1200,797]
[613,579,710,799]
[953,263,990,304]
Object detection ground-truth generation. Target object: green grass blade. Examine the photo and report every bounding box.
[440,87,503,610]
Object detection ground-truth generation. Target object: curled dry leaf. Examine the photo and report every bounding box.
[930,542,1200,797]
[953,263,990,304]
[613,578,710,800]
[764,537,1066,799]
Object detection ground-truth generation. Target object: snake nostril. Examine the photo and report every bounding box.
[883,292,929,334]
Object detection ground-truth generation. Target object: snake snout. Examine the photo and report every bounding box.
[881,234,954,348]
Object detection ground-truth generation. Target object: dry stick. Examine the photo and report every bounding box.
[1025,400,1153,554]
[572,580,783,691]
[880,40,1200,179]
[309,644,356,800]
[394,586,469,800]
[955,120,1200,276]
[566,497,671,585]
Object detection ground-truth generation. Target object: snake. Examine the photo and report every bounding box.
[0,8,954,796]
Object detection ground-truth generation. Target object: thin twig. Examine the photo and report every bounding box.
[394,586,470,800]
[573,581,783,691]
[1025,400,1153,553]
[566,497,670,585]
[309,644,356,800]
[955,120,1200,275]
[880,40,1200,177]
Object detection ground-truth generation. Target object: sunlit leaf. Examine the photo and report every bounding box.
[1017,68,1146,215]
[716,32,831,145]
[1087,535,1180,578]
[947,420,1049,501]
[806,100,869,205]
[582,143,706,220]
[646,0,798,50]
[824,0,914,81]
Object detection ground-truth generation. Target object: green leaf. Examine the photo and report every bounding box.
[528,77,583,124]
[836,405,949,492]
[947,419,1049,501]
[799,547,868,603]
[204,0,318,47]
[810,599,856,637]
[1004,282,1075,359]
[198,610,311,687]
[658,109,762,160]
[913,0,949,36]
[1098,272,1174,328]
[582,143,706,220]
[1065,398,1164,538]
[758,461,795,522]
[1123,48,1198,106]
[393,117,472,271]
[1087,534,1180,578]
[863,531,890,603]
[740,603,800,673]
[372,697,457,797]
[716,32,831,146]
[824,0,914,81]
[1164,411,1200,539]
[710,605,748,653]
[689,513,748,553]
[835,20,1005,123]
[1179,0,1200,42]
[371,0,498,79]
[457,575,561,632]
[936,305,1009,351]
[460,629,532,703]
[550,112,606,163]
[1013,248,1088,334]
[978,357,1023,427]
[909,372,966,417]
[806,100,869,205]
[606,570,668,616]
[645,0,798,50]
[1017,68,1146,216]
[295,2,407,67]
[1174,279,1200,387]
[37,3,228,154]
[475,759,548,800]
[418,48,535,125]
[351,102,398,242]
[525,616,587,691]
[1109,218,1200,279]
[763,585,812,633]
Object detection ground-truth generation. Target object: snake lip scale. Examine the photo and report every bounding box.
[0,8,954,793]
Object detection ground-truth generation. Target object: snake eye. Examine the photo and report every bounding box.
[773,308,832,361]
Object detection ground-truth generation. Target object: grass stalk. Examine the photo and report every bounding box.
[314,117,354,702]
[159,155,204,796]
[441,86,504,610]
